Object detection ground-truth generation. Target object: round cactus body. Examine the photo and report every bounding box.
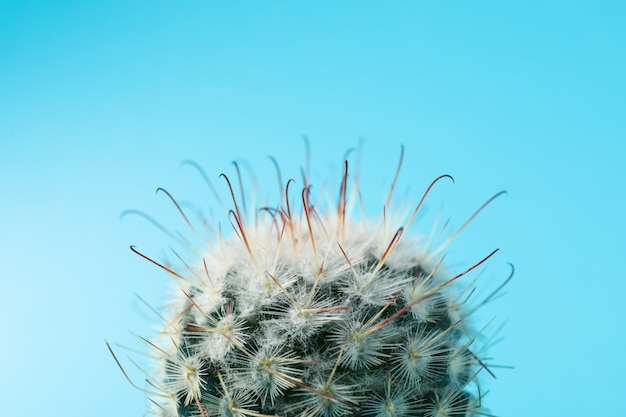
[118,149,506,417]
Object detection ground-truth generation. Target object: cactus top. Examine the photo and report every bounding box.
[125,158,503,417]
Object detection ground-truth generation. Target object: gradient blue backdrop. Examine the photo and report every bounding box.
[1,1,624,416]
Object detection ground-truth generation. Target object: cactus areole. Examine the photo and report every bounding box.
[112,146,509,417]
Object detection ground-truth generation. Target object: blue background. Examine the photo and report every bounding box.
[1,1,624,416]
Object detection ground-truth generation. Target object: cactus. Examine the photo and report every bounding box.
[112,146,508,417]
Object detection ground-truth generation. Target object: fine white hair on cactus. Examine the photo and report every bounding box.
[391,325,451,388]
[360,371,421,417]
[109,144,510,417]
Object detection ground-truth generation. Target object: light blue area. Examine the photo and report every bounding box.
[1,1,624,416]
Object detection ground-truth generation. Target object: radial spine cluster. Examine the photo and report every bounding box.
[120,150,506,417]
